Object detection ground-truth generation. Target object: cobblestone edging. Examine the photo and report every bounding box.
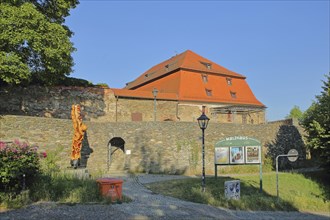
[0,174,329,220]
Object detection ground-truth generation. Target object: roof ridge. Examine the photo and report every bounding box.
[181,50,245,78]
[124,50,245,90]
[124,50,188,89]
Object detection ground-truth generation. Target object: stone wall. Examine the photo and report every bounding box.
[0,86,112,120]
[0,115,304,176]
[0,85,264,124]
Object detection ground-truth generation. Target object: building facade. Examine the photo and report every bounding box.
[111,50,266,124]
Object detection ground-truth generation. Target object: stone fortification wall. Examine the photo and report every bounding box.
[0,86,201,123]
[0,115,304,175]
[0,86,113,120]
[0,86,264,124]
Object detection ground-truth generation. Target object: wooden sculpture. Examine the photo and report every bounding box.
[70,104,87,169]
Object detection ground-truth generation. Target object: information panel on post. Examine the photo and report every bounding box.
[214,136,263,192]
[215,136,261,165]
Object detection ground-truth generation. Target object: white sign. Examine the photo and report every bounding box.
[224,180,240,200]
[287,149,298,162]
[215,147,229,164]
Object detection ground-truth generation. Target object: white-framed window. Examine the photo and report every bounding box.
[202,74,208,83]
[226,77,232,86]
[200,61,212,70]
[206,89,212,96]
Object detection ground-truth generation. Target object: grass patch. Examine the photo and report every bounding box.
[29,172,101,203]
[145,172,329,212]
[299,169,330,206]
[0,171,130,210]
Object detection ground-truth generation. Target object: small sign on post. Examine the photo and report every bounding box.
[287,149,299,162]
[224,180,240,200]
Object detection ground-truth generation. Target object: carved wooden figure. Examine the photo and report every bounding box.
[70,104,87,168]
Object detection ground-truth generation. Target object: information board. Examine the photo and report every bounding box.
[214,136,261,165]
[215,136,263,193]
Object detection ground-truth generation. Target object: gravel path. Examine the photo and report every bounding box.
[0,174,329,220]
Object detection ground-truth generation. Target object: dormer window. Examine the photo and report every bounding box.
[202,74,208,83]
[226,77,232,86]
[165,64,169,71]
[200,61,212,70]
[145,74,149,78]
[230,91,236,98]
[206,89,212,96]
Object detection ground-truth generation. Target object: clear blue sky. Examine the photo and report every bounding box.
[65,0,329,121]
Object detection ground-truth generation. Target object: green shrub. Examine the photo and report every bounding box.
[40,146,63,174]
[0,140,46,193]
[56,77,94,87]
[95,83,109,88]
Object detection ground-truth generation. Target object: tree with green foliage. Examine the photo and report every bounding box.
[0,0,79,85]
[286,105,303,120]
[301,73,330,169]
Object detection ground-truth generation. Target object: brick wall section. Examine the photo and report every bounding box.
[0,115,303,175]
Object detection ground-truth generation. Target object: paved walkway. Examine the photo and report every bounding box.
[0,174,329,220]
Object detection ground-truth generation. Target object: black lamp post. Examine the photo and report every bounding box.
[197,106,210,192]
[152,88,158,122]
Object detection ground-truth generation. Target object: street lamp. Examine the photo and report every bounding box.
[197,106,210,192]
[152,88,158,122]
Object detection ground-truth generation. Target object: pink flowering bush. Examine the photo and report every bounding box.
[0,140,46,192]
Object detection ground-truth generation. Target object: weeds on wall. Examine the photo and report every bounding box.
[189,140,200,170]
[174,139,200,174]
[41,145,64,174]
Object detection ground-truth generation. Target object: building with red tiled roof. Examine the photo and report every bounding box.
[111,50,265,124]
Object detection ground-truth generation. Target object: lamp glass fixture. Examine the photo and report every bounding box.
[152,88,158,97]
[197,113,210,129]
